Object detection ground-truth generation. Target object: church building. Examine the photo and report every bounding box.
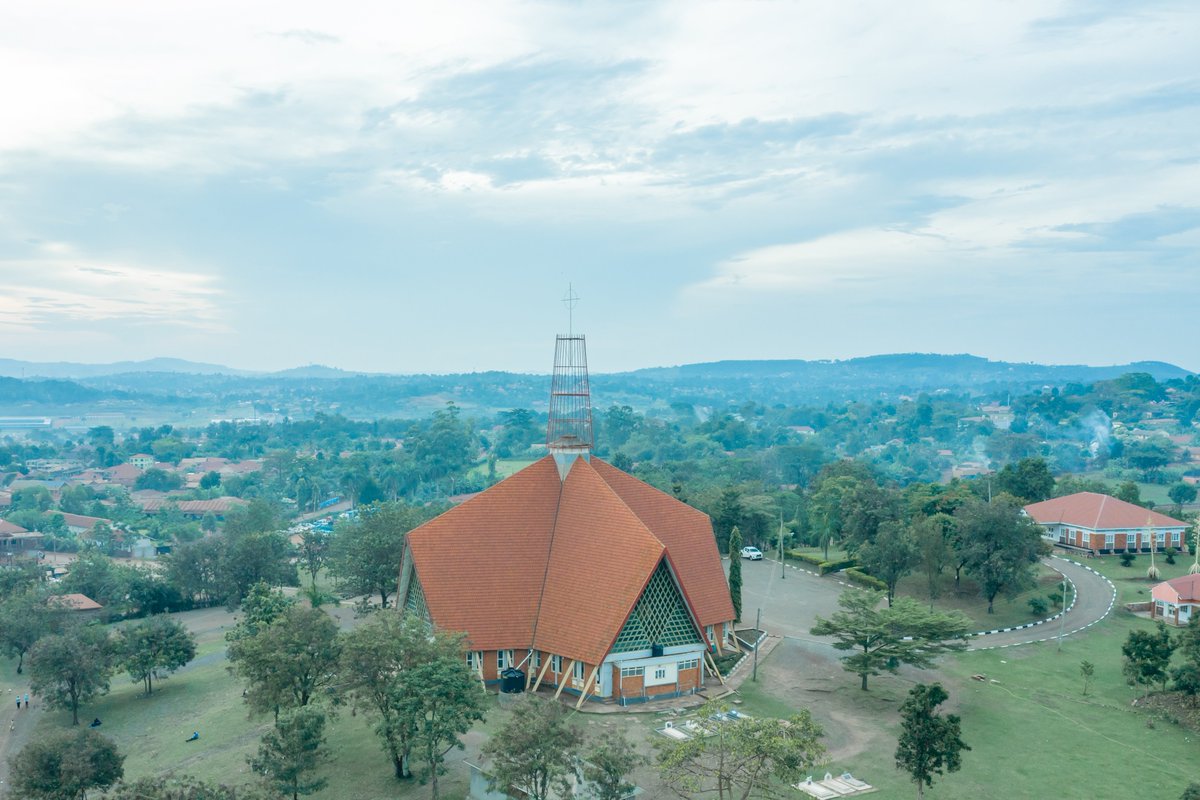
[399,335,736,705]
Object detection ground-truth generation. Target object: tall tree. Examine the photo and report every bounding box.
[811,589,971,690]
[328,501,431,608]
[728,526,744,623]
[914,514,953,609]
[711,488,744,554]
[482,695,583,800]
[582,731,648,800]
[658,701,826,800]
[29,625,115,725]
[9,728,124,800]
[895,683,970,800]
[228,606,342,721]
[248,707,329,800]
[955,495,1045,613]
[993,457,1054,504]
[118,615,197,695]
[297,529,330,588]
[856,521,919,606]
[410,631,488,800]
[1122,622,1175,696]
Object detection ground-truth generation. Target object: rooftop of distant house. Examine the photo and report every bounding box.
[1024,492,1186,530]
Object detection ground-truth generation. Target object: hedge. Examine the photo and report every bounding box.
[818,558,857,575]
[844,568,887,591]
[786,551,825,567]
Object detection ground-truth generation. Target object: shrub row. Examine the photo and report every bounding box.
[785,550,825,567]
[843,568,887,591]
[818,558,857,575]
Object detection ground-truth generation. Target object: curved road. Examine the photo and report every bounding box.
[740,554,1116,651]
[966,556,1116,650]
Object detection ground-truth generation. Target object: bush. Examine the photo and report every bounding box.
[786,551,825,567]
[1028,597,1049,616]
[844,568,887,591]
[818,558,857,575]
[1165,547,1177,565]
[1120,553,1137,567]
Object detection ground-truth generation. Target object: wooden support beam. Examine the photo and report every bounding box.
[574,665,601,710]
[705,651,726,686]
[553,660,576,701]
[531,656,552,692]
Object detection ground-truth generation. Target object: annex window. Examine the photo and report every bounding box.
[620,666,644,678]
[677,659,699,671]
[1157,531,1166,544]
[551,655,562,673]
[1105,533,1115,549]
[1173,532,1182,547]
[573,661,585,680]
[497,650,513,670]
[466,651,482,671]
[532,651,541,669]
[653,667,668,681]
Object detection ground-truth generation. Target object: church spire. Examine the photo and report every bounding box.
[547,289,593,479]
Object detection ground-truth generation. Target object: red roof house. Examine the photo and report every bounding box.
[401,336,735,706]
[1024,492,1190,555]
[1152,574,1200,626]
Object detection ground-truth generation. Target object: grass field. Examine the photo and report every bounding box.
[466,458,538,482]
[10,581,1200,799]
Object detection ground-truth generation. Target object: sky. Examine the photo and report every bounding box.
[0,1,1197,374]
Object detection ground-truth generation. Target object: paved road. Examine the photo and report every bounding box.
[966,556,1116,650]
[734,554,1116,651]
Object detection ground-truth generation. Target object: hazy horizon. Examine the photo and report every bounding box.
[1,3,1197,373]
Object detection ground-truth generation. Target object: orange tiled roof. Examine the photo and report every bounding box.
[407,455,733,666]
[0,520,29,536]
[1024,492,1186,530]
[1155,573,1200,604]
[49,593,103,611]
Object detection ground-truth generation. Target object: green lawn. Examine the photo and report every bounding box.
[1083,553,1197,605]
[467,458,538,482]
[895,563,1072,631]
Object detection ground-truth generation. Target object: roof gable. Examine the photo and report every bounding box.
[532,458,664,665]
[590,458,736,626]
[1024,492,1186,530]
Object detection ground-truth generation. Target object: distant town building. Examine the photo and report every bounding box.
[127,454,155,470]
[1023,492,1188,555]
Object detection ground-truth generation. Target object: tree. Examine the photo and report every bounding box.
[226,582,294,643]
[1080,660,1095,696]
[1122,622,1175,696]
[809,475,856,560]
[728,526,743,623]
[328,501,430,608]
[894,683,969,800]
[163,536,225,606]
[810,589,971,690]
[914,514,953,609]
[1172,662,1200,707]
[297,529,329,588]
[9,728,124,800]
[658,701,826,800]
[0,589,67,673]
[856,521,918,606]
[993,457,1054,504]
[955,495,1045,613]
[221,529,298,606]
[118,615,197,695]
[410,630,488,799]
[199,470,222,490]
[583,730,648,800]
[482,695,583,800]
[134,468,183,492]
[1182,783,1200,800]
[712,488,744,555]
[1169,483,1198,506]
[228,605,341,720]
[248,707,329,800]
[29,625,115,725]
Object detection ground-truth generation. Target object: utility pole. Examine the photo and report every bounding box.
[1057,574,1068,651]
[752,607,761,682]
[779,512,786,580]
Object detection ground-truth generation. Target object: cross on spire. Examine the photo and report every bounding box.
[562,284,580,336]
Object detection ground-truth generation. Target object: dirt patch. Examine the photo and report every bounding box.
[1137,692,1200,732]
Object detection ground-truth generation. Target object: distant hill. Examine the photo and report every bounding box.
[625,354,1191,384]
[0,357,249,378]
[0,376,109,404]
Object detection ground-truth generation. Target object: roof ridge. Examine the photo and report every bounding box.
[527,457,567,652]
[1094,494,1106,530]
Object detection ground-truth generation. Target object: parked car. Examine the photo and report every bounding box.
[740,546,763,560]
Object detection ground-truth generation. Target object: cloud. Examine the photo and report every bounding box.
[0,246,224,332]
